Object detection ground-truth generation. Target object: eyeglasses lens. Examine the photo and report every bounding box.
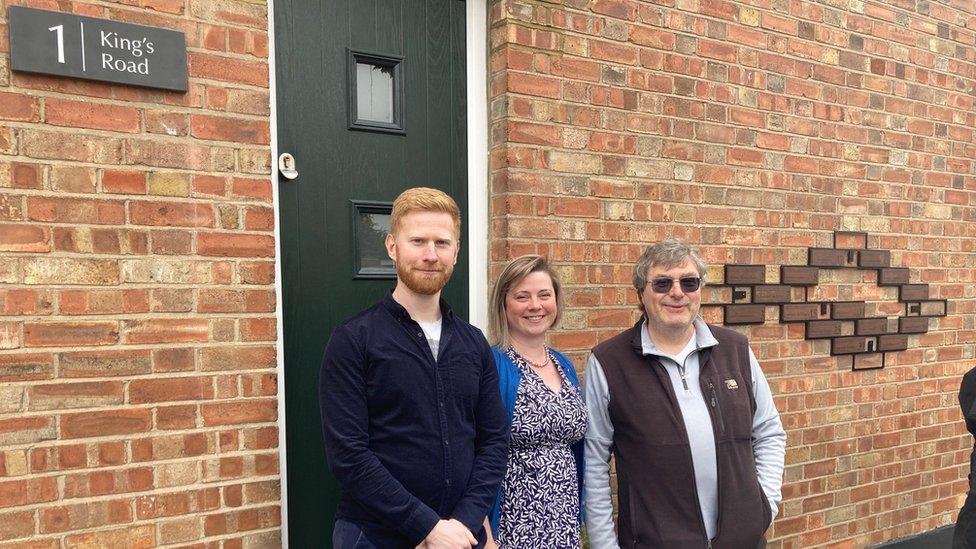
[650,277,701,294]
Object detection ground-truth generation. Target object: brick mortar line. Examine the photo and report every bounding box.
[0,226,276,237]
[1,129,272,152]
[0,0,271,30]
[491,170,976,204]
[1,374,280,386]
[778,471,961,491]
[1,122,273,148]
[0,397,279,415]
[489,179,975,204]
[27,373,280,385]
[491,129,976,185]
[0,366,278,381]
[0,429,280,450]
[12,503,283,538]
[0,86,272,118]
[0,290,276,297]
[493,106,976,166]
[0,287,276,293]
[489,205,974,225]
[0,226,278,236]
[157,527,282,548]
[0,525,284,549]
[0,468,282,490]
[0,193,274,208]
[0,309,276,317]
[0,425,281,450]
[0,441,281,461]
[0,466,281,489]
[0,278,274,286]
[158,529,283,549]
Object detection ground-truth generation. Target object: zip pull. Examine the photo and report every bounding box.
[678,363,689,391]
[709,380,726,435]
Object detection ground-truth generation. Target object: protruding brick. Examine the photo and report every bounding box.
[0,417,56,446]
[129,377,215,404]
[24,321,119,347]
[102,170,147,194]
[200,346,276,372]
[0,224,49,252]
[28,381,124,411]
[60,349,152,378]
[201,400,277,426]
[197,233,275,257]
[130,200,216,227]
[63,525,155,548]
[22,258,120,286]
[45,99,140,133]
[61,410,151,439]
[0,92,40,122]
[0,353,55,382]
[123,319,210,344]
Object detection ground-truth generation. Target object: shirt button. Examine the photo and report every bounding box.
[446,479,452,486]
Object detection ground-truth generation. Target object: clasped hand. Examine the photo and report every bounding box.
[415,519,477,549]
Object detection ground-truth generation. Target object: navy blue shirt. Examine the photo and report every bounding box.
[319,293,509,547]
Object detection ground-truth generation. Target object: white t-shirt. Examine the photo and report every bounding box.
[417,319,442,360]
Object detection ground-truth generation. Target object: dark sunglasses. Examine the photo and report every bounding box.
[649,276,701,294]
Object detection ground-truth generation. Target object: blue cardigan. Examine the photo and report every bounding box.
[488,346,585,538]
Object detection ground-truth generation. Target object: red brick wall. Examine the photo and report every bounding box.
[0,0,279,545]
[488,0,975,546]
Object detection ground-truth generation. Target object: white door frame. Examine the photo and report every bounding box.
[267,0,490,544]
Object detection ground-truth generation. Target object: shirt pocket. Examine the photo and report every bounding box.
[449,352,482,403]
[717,376,754,441]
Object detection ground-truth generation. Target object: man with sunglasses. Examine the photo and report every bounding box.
[583,239,786,549]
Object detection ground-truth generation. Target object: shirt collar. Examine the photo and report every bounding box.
[639,316,718,357]
[381,290,454,322]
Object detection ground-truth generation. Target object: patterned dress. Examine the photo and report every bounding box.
[497,347,588,549]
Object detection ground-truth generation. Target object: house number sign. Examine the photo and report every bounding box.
[8,6,188,92]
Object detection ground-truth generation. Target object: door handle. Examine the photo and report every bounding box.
[278,152,299,180]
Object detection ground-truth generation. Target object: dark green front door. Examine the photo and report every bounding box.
[274,1,468,546]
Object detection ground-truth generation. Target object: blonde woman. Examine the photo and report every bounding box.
[485,255,586,548]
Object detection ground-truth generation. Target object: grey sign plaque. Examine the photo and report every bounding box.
[8,6,187,92]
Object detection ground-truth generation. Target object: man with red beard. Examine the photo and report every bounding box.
[320,187,508,549]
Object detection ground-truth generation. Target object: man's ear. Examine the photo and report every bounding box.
[453,239,460,265]
[385,233,396,261]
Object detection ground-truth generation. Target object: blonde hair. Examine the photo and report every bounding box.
[390,187,461,237]
[488,255,562,346]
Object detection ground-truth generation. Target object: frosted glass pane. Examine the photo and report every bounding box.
[356,62,394,123]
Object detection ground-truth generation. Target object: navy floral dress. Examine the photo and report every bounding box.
[497,347,588,548]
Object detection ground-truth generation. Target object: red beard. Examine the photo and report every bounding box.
[396,262,454,295]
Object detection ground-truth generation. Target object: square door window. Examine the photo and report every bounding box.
[348,51,404,134]
[352,201,395,278]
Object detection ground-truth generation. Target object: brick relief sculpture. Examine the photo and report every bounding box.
[705,232,948,371]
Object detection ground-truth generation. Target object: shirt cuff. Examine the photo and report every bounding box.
[404,503,441,545]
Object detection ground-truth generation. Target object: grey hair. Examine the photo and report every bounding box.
[487,255,562,347]
[633,239,707,297]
